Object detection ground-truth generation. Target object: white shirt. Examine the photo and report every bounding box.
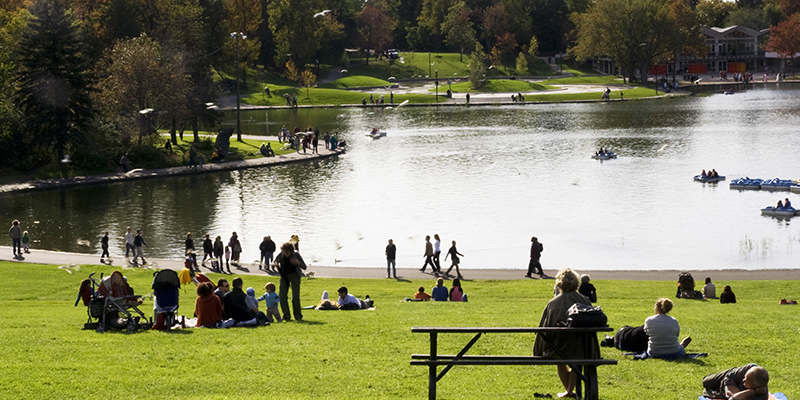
[338,293,360,307]
[434,240,441,253]
[125,231,133,245]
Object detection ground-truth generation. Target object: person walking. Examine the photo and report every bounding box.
[202,234,213,265]
[213,236,224,271]
[419,235,436,273]
[124,227,134,258]
[527,236,544,277]
[133,229,147,265]
[229,232,241,266]
[9,220,22,257]
[273,242,307,322]
[386,239,397,279]
[259,236,276,270]
[100,231,110,262]
[444,240,464,278]
[433,234,442,273]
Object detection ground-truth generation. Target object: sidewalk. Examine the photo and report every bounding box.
[0,144,343,195]
[2,246,798,281]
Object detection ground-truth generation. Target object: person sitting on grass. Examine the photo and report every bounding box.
[533,268,599,399]
[431,278,448,301]
[720,285,737,304]
[643,298,691,359]
[223,277,267,326]
[194,282,224,328]
[414,286,431,301]
[578,274,597,303]
[702,364,769,400]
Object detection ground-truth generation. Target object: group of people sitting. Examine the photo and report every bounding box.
[701,169,720,178]
[775,198,793,209]
[190,276,279,328]
[542,268,768,399]
[594,148,613,156]
[412,278,467,302]
[259,143,274,157]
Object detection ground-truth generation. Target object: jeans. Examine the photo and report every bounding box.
[126,243,134,257]
[260,251,274,266]
[12,238,21,254]
[387,259,396,277]
[528,259,543,276]
[279,273,302,321]
[421,255,435,271]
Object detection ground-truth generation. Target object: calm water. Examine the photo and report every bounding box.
[3,87,800,271]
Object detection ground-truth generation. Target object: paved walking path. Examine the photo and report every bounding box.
[0,142,343,195]
[2,246,797,281]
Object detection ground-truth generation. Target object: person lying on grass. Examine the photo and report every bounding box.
[702,364,769,400]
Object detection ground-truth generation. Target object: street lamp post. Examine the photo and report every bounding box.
[428,53,431,77]
[231,32,246,142]
[435,70,439,103]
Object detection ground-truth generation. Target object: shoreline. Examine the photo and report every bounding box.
[2,246,798,281]
[0,146,343,196]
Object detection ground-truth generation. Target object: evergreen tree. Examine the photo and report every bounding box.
[15,0,95,174]
[469,41,488,89]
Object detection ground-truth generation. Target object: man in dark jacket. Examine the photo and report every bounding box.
[527,236,544,278]
[202,234,213,264]
[223,277,259,324]
[259,236,276,270]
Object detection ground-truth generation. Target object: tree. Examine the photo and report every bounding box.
[15,0,96,174]
[781,0,800,17]
[481,2,508,51]
[696,0,735,27]
[358,0,395,65]
[285,58,300,83]
[97,35,169,146]
[571,0,682,84]
[269,0,343,68]
[417,0,456,49]
[766,13,800,75]
[441,2,476,61]
[725,6,773,29]
[515,52,529,74]
[469,41,488,89]
[301,68,316,98]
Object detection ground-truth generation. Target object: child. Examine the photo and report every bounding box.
[414,286,431,301]
[245,287,259,314]
[257,282,282,322]
[224,245,231,273]
[22,231,30,253]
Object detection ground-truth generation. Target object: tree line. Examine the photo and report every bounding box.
[0,0,798,176]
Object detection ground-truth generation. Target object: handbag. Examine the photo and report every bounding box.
[565,303,608,327]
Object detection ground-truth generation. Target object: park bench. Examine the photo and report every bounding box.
[410,326,617,400]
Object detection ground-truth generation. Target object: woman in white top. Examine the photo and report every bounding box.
[643,298,691,359]
[703,277,716,299]
[433,234,442,272]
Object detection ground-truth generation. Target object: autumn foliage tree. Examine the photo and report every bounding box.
[358,0,395,65]
[766,13,800,75]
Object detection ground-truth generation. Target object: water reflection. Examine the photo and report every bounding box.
[2,87,800,271]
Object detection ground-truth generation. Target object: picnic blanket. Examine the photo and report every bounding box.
[699,392,786,400]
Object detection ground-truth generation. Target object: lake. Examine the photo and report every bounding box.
[3,86,799,271]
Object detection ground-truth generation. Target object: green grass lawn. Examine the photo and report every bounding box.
[161,133,295,160]
[320,75,392,89]
[2,262,798,399]
[243,86,438,106]
[435,79,554,93]
[541,75,628,85]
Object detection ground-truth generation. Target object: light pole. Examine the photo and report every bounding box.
[231,32,246,142]
[435,70,439,103]
[428,53,431,77]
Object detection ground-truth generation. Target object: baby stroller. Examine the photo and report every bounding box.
[151,269,181,330]
[78,271,151,333]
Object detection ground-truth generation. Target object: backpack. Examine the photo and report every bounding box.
[678,272,695,292]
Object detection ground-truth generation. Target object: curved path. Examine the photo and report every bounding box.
[1,246,797,281]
